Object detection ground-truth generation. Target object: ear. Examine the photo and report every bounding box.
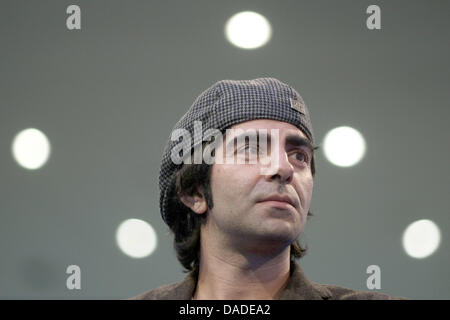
[179,191,208,215]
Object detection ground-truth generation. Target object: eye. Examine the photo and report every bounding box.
[238,145,260,158]
[290,151,309,164]
[245,144,259,153]
[236,143,259,154]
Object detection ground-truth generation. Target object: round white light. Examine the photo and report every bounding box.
[225,11,272,49]
[402,219,441,259]
[322,126,366,167]
[11,128,51,170]
[116,219,158,259]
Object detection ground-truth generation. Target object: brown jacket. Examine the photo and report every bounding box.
[130,262,406,300]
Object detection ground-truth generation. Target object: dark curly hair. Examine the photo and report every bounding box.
[166,136,318,277]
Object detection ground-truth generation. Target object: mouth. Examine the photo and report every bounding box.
[258,195,296,208]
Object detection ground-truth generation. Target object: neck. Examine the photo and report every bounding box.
[192,238,292,300]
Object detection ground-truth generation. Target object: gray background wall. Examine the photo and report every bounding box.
[0,0,449,299]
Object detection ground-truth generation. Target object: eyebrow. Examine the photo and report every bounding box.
[226,131,318,154]
[226,130,259,150]
[285,134,316,154]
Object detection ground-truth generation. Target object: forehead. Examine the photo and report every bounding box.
[227,119,307,139]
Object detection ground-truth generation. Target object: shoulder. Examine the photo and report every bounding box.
[312,282,408,300]
[284,262,407,300]
[127,273,196,300]
[128,282,181,300]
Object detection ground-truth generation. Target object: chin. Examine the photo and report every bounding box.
[256,226,300,244]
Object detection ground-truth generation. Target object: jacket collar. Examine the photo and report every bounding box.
[159,262,332,300]
[279,262,332,300]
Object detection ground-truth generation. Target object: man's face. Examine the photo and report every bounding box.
[204,119,314,252]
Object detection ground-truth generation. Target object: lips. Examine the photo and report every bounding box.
[258,194,296,207]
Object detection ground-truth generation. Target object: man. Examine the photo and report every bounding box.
[131,78,405,300]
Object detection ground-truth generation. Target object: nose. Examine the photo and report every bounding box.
[264,148,294,184]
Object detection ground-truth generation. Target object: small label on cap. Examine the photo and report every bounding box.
[290,97,305,114]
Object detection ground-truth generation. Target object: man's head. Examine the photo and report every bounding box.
[180,119,314,254]
[159,78,317,273]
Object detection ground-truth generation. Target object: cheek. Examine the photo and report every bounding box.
[294,173,314,207]
[210,164,256,202]
[305,177,314,201]
[210,165,237,202]
[296,177,313,226]
[305,177,314,198]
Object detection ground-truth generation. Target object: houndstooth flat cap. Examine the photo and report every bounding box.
[159,77,314,227]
